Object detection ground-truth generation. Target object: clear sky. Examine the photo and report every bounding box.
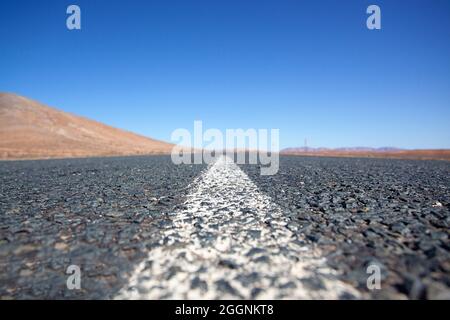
[1,0,449,149]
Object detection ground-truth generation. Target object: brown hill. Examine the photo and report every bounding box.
[0,93,174,160]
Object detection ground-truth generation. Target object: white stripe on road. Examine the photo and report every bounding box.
[116,156,360,299]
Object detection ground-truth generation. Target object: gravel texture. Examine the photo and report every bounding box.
[240,156,450,299]
[0,156,205,299]
[0,155,449,299]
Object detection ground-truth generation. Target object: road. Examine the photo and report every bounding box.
[0,155,449,299]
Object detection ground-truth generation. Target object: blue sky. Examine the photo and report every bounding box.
[1,0,449,149]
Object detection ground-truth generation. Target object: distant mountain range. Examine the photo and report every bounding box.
[281,147,450,161]
[282,147,404,153]
[0,93,173,160]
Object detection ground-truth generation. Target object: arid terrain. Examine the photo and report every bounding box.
[0,93,173,160]
[1,93,448,162]
[281,147,450,162]
[0,93,449,300]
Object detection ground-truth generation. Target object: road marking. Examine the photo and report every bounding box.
[116,156,360,299]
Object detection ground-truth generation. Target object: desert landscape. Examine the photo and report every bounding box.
[1,93,449,162]
[1,0,450,311]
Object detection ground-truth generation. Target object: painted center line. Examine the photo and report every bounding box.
[116,156,360,299]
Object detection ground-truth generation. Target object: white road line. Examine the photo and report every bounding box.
[116,156,360,299]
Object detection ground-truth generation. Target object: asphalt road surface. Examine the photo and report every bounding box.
[0,155,449,299]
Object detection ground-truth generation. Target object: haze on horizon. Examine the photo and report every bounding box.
[1,0,449,149]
